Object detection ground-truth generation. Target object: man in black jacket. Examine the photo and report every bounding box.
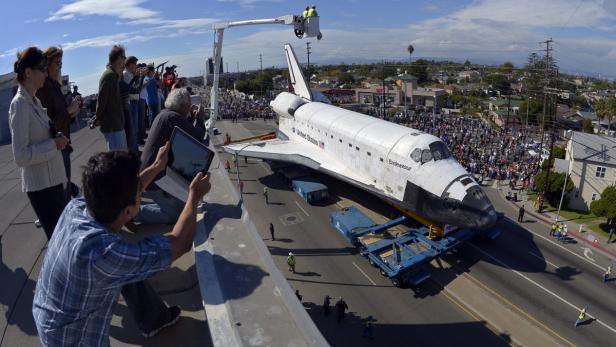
[96,45,127,150]
[136,88,206,224]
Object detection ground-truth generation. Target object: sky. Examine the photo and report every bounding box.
[1,0,616,95]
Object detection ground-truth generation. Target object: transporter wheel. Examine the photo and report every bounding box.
[368,258,376,267]
[380,269,387,277]
[391,277,403,288]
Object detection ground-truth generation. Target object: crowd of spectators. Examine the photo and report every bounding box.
[8,44,210,346]
[394,111,543,189]
[212,89,275,121]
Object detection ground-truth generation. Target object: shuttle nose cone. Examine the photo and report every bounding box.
[461,186,497,230]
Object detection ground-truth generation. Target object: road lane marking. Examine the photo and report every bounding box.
[468,243,616,335]
[581,247,596,262]
[515,223,607,272]
[351,262,377,286]
[527,251,560,269]
[459,269,576,347]
[295,201,310,216]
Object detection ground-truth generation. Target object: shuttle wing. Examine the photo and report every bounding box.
[284,44,312,101]
[223,139,375,188]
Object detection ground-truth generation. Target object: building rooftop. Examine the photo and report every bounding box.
[396,74,417,81]
[571,131,616,165]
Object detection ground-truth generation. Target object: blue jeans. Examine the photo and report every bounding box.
[138,99,146,140]
[136,189,184,224]
[148,103,160,126]
[128,100,139,152]
[103,130,128,151]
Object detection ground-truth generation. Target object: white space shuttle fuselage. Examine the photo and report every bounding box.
[224,45,496,229]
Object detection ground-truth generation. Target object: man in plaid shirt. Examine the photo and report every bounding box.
[33,144,211,346]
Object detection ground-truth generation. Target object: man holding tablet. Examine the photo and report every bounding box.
[33,146,212,345]
[137,88,207,224]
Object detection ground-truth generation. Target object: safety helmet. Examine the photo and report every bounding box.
[289,252,293,256]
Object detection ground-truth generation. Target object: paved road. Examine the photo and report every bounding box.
[217,120,508,346]
[218,118,616,347]
[454,187,616,347]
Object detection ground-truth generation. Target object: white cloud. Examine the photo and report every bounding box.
[0,47,20,59]
[49,0,616,95]
[216,0,284,9]
[447,0,615,29]
[156,18,219,29]
[46,0,158,22]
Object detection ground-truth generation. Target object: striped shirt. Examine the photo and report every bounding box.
[33,198,172,346]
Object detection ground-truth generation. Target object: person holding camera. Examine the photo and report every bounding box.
[123,56,143,152]
[9,47,69,240]
[37,46,81,199]
[95,45,127,150]
[143,65,160,126]
[33,146,212,345]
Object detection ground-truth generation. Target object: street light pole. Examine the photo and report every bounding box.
[555,131,573,222]
[234,142,266,198]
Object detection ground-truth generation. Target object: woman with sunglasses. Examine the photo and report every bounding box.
[37,46,81,199]
[9,47,70,240]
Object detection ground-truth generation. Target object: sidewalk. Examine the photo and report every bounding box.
[0,127,209,347]
[490,179,616,261]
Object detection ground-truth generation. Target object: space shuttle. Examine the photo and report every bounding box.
[223,44,497,230]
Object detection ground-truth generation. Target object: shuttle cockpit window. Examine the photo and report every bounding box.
[421,149,433,164]
[411,148,422,162]
[429,141,451,161]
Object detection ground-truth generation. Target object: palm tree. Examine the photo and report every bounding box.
[407,45,414,64]
[595,97,616,136]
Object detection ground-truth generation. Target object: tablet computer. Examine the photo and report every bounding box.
[168,126,214,182]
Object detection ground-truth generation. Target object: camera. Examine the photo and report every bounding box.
[88,116,99,129]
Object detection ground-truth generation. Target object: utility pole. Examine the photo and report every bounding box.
[382,61,386,119]
[306,42,312,85]
[259,53,263,97]
[539,38,554,213]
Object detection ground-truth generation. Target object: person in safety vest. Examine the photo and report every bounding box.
[604,265,612,282]
[287,252,296,273]
[302,6,310,17]
[574,306,588,327]
[550,222,558,236]
[308,5,318,16]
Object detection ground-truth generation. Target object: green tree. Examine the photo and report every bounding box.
[484,74,511,94]
[339,72,355,85]
[533,170,574,207]
[500,61,514,74]
[518,98,543,124]
[582,118,594,133]
[594,96,616,134]
[371,64,397,80]
[464,59,471,67]
[409,59,429,84]
[552,145,566,159]
[590,185,616,226]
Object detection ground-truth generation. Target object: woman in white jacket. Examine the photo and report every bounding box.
[9,47,70,239]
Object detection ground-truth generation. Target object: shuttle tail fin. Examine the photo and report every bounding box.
[284,44,313,101]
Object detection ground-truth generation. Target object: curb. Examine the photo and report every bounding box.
[499,188,616,261]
